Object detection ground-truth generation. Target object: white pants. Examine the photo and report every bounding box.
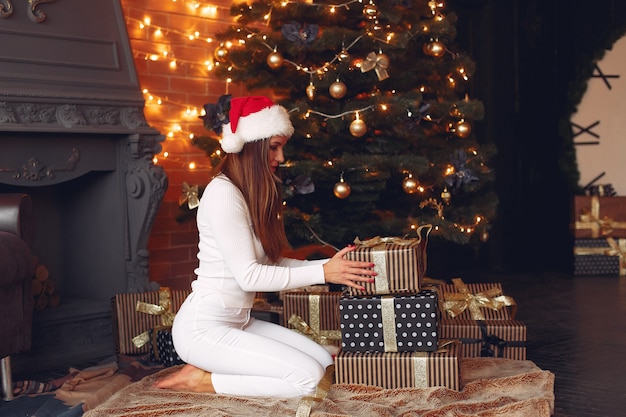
[171,292,334,398]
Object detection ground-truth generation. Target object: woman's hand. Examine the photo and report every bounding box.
[322,245,376,290]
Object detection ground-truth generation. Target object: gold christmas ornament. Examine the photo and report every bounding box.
[306,82,316,100]
[338,49,350,62]
[441,187,451,204]
[213,45,229,62]
[423,40,445,58]
[349,117,367,137]
[266,51,284,69]
[333,178,351,199]
[454,120,472,138]
[329,80,347,99]
[362,3,379,19]
[402,175,419,194]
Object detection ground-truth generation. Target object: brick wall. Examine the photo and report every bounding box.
[120,0,246,289]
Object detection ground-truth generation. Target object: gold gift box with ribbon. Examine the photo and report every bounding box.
[346,225,432,296]
[574,237,626,276]
[334,340,460,390]
[283,291,343,347]
[111,287,190,355]
[439,278,517,321]
[437,278,525,360]
[574,195,626,239]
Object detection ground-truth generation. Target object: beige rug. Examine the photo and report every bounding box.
[83,358,554,417]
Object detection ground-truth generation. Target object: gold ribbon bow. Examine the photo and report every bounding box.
[575,196,626,238]
[354,235,417,247]
[288,314,342,346]
[179,182,199,209]
[353,224,431,248]
[442,278,517,320]
[574,237,626,275]
[361,51,390,80]
[132,287,177,348]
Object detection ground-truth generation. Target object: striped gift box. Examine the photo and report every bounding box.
[283,291,343,346]
[334,341,460,390]
[346,226,431,296]
[111,289,190,355]
[440,318,526,360]
[439,281,515,320]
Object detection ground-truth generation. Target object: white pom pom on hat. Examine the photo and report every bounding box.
[220,96,295,153]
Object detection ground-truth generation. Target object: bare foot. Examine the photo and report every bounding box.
[152,364,215,393]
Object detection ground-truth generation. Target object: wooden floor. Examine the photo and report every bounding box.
[470,271,626,417]
[13,272,626,416]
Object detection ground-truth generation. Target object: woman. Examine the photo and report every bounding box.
[154,95,376,398]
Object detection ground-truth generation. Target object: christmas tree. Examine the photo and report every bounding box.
[186,0,497,251]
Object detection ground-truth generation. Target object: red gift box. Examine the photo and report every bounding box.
[573,195,626,238]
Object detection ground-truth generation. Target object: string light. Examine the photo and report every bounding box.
[129,0,487,240]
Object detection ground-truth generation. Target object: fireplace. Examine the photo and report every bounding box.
[0,0,168,372]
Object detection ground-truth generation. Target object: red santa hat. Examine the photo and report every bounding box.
[220,96,294,153]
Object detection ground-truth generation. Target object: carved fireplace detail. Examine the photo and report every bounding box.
[0,0,168,371]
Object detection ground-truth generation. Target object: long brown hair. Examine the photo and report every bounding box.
[211,138,290,263]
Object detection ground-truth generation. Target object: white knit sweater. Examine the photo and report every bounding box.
[191,174,326,308]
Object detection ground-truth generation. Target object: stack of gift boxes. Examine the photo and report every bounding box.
[283,226,527,391]
[573,195,626,276]
[285,226,458,390]
[110,227,527,387]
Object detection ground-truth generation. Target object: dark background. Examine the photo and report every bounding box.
[426,0,626,277]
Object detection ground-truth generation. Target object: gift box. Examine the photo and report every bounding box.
[339,290,438,353]
[573,195,626,238]
[439,278,517,321]
[148,326,185,367]
[111,287,190,355]
[440,318,526,360]
[334,340,460,390]
[283,291,342,346]
[346,225,432,296]
[574,237,625,276]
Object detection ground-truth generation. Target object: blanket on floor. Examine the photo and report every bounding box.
[82,358,555,417]
[0,355,162,417]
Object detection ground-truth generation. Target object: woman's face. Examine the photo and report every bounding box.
[268,135,288,173]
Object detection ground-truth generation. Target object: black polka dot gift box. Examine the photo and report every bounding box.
[573,238,624,276]
[148,326,185,367]
[339,290,439,353]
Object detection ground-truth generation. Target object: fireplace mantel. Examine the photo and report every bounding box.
[0,0,167,295]
[0,0,168,372]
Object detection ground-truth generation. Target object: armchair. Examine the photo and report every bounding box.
[0,193,36,401]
